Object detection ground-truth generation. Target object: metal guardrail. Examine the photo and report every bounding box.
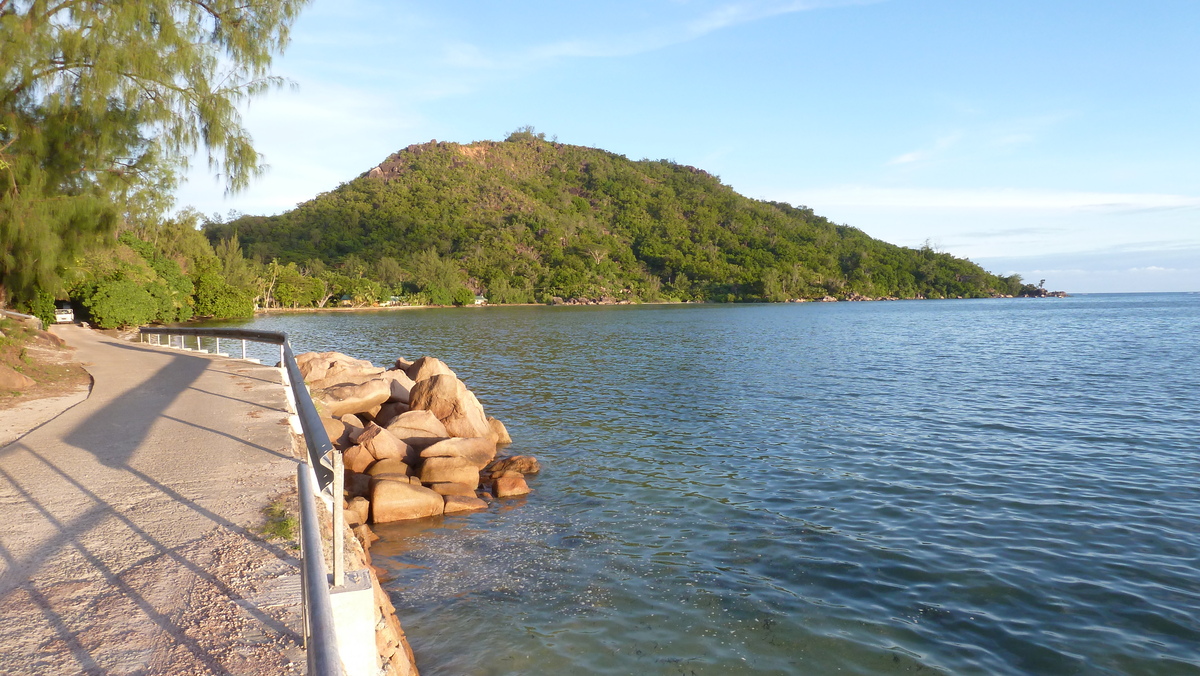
[138,326,346,676]
[1,309,44,330]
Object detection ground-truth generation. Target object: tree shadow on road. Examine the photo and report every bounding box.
[0,338,306,673]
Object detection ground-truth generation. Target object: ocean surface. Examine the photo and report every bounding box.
[220,293,1200,675]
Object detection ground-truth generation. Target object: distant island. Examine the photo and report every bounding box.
[203,129,1045,308]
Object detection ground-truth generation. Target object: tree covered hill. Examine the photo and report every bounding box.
[205,130,1025,304]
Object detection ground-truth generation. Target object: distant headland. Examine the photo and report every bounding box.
[201,131,1044,311]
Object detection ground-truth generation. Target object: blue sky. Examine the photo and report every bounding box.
[178,0,1200,292]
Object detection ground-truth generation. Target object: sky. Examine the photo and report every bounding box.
[176,0,1200,293]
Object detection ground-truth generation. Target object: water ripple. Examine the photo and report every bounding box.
[225,294,1200,675]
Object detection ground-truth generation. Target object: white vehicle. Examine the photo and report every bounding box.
[54,304,74,324]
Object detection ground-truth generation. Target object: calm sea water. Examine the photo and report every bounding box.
[223,294,1200,675]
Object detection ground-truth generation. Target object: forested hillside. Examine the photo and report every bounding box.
[205,130,1026,305]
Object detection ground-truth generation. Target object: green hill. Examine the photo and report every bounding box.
[204,130,1024,304]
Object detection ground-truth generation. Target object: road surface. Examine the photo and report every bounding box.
[0,326,305,675]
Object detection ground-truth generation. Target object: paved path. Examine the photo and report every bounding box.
[0,326,306,675]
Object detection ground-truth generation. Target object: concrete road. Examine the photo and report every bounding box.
[0,326,306,675]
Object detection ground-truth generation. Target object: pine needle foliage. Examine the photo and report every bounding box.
[0,0,310,305]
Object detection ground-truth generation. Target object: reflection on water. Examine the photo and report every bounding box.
[225,295,1200,675]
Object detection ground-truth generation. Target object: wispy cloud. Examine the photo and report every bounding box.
[440,0,881,70]
[884,112,1072,167]
[888,132,962,165]
[795,186,1200,213]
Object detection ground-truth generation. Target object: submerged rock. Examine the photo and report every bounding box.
[443,495,488,514]
[489,455,540,475]
[492,472,531,498]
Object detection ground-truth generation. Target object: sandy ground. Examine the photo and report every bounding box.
[0,388,91,448]
[0,326,307,674]
[0,324,93,448]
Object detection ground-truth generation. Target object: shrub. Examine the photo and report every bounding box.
[451,285,476,306]
[22,290,55,327]
[84,279,159,328]
[193,272,253,318]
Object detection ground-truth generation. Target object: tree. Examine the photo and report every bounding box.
[0,0,310,306]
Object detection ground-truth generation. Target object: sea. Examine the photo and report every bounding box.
[219,293,1200,675]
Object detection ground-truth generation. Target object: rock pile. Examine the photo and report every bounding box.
[297,351,539,525]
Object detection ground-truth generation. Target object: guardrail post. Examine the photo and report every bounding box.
[332,451,345,587]
[242,340,247,360]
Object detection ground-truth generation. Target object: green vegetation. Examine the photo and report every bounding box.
[64,213,258,328]
[260,498,299,543]
[206,133,1028,304]
[0,0,310,312]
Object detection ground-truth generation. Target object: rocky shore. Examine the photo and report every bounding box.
[294,350,538,674]
[298,351,538,525]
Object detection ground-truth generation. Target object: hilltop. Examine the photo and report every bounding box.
[204,130,1026,304]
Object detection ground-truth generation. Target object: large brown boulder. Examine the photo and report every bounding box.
[418,456,481,488]
[343,445,375,474]
[385,410,450,449]
[297,351,376,382]
[371,480,444,523]
[408,374,491,439]
[405,356,456,382]
[341,414,365,434]
[356,423,413,463]
[425,482,477,497]
[420,437,496,469]
[443,495,488,514]
[0,364,35,391]
[346,497,370,526]
[313,378,392,418]
[487,416,512,444]
[321,417,356,449]
[380,369,416,404]
[492,472,531,498]
[489,455,540,475]
[373,401,409,428]
[344,471,372,498]
[366,458,409,477]
[387,410,448,437]
[308,361,386,390]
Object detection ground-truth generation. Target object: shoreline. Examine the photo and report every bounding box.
[250,294,1066,317]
